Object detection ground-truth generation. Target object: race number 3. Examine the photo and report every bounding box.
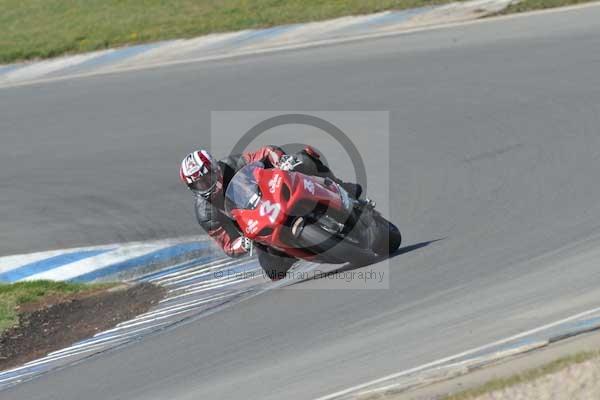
[259,201,281,223]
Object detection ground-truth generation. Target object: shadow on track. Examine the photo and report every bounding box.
[289,238,444,285]
[394,238,445,256]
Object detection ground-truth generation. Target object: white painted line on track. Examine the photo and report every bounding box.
[0,371,38,385]
[1,322,175,381]
[2,339,130,382]
[159,281,260,304]
[101,299,226,334]
[149,258,235,284]
[355,340,550,397]
[157,261,244,286]
[1,53,104,82]
[314,304,600,400]
[128,293,239,322]
[167,274,246,293]
[163,281,253,303]
[41,324,172,363]
[164,275,261,302]
[113,31,248,68]
[135,292,236,318]
[64,321,172,351]
[26,340,130,367]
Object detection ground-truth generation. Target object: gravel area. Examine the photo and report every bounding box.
[0,283,164,371]
[471,357,600,400]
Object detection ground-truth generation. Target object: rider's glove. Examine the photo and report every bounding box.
[277,155,302,171]
[233,236,253,254]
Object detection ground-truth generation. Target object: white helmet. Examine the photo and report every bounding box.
[179,150,223,197]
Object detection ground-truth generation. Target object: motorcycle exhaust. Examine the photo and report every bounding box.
[291,217,305,238]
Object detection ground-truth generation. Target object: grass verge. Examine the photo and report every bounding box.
[443,350,599,400]
[499,0,597,14]
[0,280,115,334]
[0,0,457,64]
[2,0,598,65]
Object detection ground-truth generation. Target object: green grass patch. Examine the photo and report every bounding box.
[0,280,115,333]
[0,0,458,64]
[443,350,599,400]
[500,0,597,14]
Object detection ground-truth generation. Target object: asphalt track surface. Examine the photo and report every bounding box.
[2,5,600,400]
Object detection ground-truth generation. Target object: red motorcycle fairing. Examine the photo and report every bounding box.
[229,166,348,260]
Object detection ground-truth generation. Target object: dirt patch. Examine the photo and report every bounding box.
[0,283,165,371]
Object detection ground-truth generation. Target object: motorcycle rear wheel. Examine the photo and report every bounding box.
[372,216,402,255]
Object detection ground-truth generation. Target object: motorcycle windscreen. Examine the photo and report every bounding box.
[224,162,263,216]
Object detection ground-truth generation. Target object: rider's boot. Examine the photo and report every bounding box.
[298,147,363,199]
[339,182,363,200]
[359,197,376,209]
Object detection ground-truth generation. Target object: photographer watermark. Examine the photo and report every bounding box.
[213,266,387,285]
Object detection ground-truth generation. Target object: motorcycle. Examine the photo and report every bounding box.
[224,162,402,280]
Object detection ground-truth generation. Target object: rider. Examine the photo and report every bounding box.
[179,145,362,277]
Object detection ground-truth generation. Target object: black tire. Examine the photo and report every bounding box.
[372,217,402,255]
[297,223,377,266]
[258,249,296,281]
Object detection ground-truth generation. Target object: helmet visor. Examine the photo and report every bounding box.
[189,167,222,194]
[190,175,215,192]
